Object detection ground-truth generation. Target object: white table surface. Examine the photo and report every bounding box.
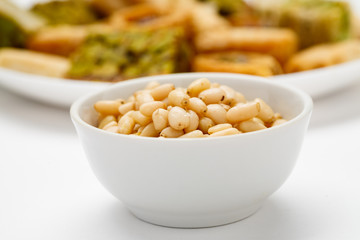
[1,80,360,240]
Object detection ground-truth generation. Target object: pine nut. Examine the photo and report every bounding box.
[94,100,121,116]
[235,118,267,132]
[198,117,215,133]
[179,130,204,138]
[226,102,260,123]
[208,123,232,134]
[186,78,211,97]
[168,89,190,107]
[160,127,184,138]
[150,83,175,101]
[205,104,227,124]
[198,87,226,105]
[255,98,275,123]
[209,128,240,137]
[152,108,169,131]
[139,101,166,117]
[184,110,199,133]
[168,106,190,130]
[187,97,207,116]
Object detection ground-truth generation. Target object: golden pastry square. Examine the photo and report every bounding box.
[194,27,299,64]
[285,40,360,73]
[192,51,283,77]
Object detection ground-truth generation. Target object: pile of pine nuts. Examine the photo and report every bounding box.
[93,78,287,138]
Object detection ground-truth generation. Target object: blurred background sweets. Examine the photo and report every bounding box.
[67,28,192,81]
[253,0,352,49]
[0,0,360,81]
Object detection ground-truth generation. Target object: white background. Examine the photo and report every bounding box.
[1,0,360,239]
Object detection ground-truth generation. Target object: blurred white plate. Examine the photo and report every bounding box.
[1,58,360,107]
[270,59,360,97]
[0,67,111,107]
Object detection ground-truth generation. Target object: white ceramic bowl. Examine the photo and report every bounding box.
[70,73,313,228]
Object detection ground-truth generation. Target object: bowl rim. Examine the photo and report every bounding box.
[70,72,313,141]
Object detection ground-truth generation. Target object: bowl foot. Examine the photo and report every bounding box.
[127,203,262,228]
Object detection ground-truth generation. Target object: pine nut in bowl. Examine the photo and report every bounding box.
[70,73,313,228]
